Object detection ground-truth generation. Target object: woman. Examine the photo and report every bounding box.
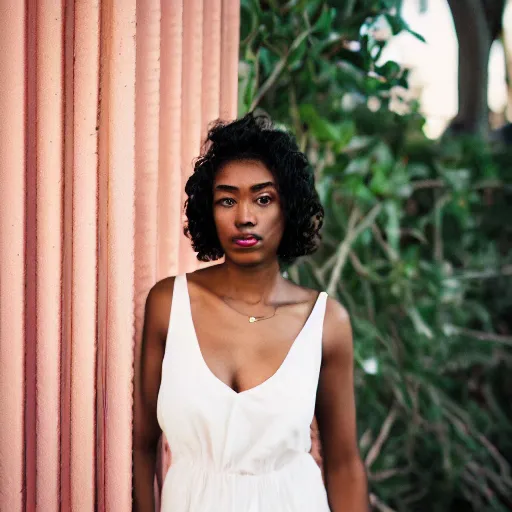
[133,113,368,511]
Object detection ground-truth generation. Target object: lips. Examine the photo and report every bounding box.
[233,235,261,248]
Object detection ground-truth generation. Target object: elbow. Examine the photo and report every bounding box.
[324,457,369,511]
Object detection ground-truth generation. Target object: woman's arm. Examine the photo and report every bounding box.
[133,280,172,512]
[315,297,369,512]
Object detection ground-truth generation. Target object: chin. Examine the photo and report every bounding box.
[225,250,269,268]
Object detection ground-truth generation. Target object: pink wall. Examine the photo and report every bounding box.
[0,1,240,511]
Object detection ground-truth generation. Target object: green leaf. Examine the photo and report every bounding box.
[376,60,402,81]
[442,168,471,191]
[334,120,357,151]
[406,27,426,43]
[384,13,425,42]
[341,135,376,154]
[345,157,371,176]
[370,166,391,195]
[312,6,336,35]
[299,104,346,142]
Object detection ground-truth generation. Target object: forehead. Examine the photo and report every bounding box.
[214,159,274,187]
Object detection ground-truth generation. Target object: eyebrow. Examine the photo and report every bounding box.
[214,181,275,193]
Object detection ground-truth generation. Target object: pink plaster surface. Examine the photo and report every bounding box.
[0,1,240,511]
[34,2,64,510]
[0,2,26,511]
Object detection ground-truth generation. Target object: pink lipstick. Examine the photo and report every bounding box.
[234,236,259,248]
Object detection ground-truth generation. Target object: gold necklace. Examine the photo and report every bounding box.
[221,297,278,323]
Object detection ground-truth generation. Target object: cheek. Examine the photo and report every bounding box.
[267,207,285,237]
[213,208,231,236]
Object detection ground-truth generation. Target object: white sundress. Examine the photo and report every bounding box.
[157,274,331,511]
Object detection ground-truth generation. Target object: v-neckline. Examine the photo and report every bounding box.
[182,273,323,398]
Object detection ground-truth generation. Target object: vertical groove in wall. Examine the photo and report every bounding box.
[35,1,64,509]
[220,0,241,120]
[202,0,222,138]
[0,1,27,510]
[158,0,184,280]
[134,2,162,506]
[102,0,137,510]
[96,0,111,509]
[60,0,75,509]
[134,0,161,368]
[179,0,205,271]
[71,1,100,510]
[25,1,38,509]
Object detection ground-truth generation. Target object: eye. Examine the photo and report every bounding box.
[256,195,272,206]
[217,197,236,207]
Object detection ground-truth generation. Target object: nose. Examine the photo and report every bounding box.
[235,200,257,227]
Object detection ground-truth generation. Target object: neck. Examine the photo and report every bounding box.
[218,259,283,304]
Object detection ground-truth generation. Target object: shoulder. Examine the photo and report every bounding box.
[144,276,176,340]
[322,295,353,361]
[282,279,323,307]
[324,295,350,327]
[184,266,214,290]
[147,275,176,304]
[182,267,221,304]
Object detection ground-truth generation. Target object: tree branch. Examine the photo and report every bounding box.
[250,28,312,110]
[365,405,398,469]
[326,204,382,295]
[449,326,512,347]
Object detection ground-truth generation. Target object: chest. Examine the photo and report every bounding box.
[191,303,312,394]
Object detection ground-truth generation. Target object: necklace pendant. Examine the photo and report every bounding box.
[249,316,256,323]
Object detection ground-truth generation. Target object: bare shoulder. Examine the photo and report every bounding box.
[145,276,176,340]
[282,279,323,306]
[324,295,350,325]
[184,265,218,292]
[322,296,353,359]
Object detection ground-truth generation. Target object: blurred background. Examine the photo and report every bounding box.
[237,0,512,510]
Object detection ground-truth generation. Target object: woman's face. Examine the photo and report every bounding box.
[213,159,285,267]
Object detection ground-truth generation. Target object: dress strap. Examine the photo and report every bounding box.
[164,274,188,354]
[297,290,328,385]
[170,274,187,319]
[300,291,328,337]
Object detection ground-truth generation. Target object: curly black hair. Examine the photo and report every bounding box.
[184,112,324,264]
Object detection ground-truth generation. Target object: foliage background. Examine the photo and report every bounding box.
[238,1,512,510]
